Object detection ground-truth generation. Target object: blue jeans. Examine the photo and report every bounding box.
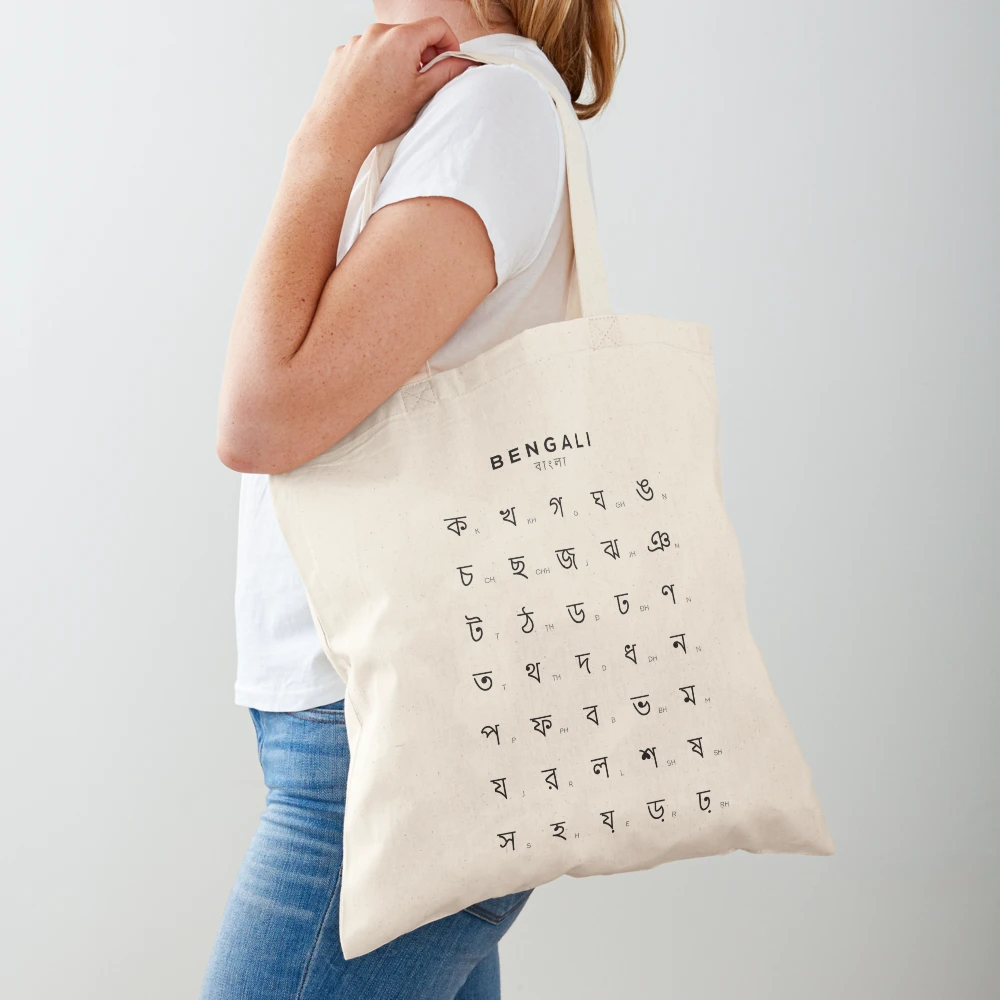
[200,700,533,999]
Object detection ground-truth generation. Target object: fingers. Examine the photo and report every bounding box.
[406,15,462,59]
[314,17,472,148]
[417,52,474,96]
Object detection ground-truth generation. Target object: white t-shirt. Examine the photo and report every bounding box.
[233,34,576,711]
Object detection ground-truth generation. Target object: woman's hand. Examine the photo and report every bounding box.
[293,17,473,160]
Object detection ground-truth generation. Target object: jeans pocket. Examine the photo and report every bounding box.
[289,700,346,724]
[463,888,534,925]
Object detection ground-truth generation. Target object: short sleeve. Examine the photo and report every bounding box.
[370,64,565,287]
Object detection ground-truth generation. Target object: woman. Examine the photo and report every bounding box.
[206,1,623,996]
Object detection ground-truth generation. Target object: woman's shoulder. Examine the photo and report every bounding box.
[414,52,565,145]
[381,50,566,203]
[372,45,569,285]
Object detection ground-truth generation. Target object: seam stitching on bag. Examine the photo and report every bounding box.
[401,380,437,411]
[314,337,711,464]
[589,315,621,348]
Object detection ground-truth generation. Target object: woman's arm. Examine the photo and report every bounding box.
[216,19,496,475]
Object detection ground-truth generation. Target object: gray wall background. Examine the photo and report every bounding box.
[2,1,997,997]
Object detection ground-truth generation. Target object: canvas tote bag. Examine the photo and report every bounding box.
[269,50,835,959]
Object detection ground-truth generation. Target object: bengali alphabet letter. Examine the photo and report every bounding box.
[518,606,535,633]
[600,809,615,833]
[542,767,559,790]
[481,724,500,745]
[688,737,704,758]
[636,479,654,501]
[531,715,553,737]
[625,643,637,663]
[697,790,712,812]
[647,530,671,552]
[647,799,665,821]
[584,704,599,726]
[679,685,696,705]
[615,592,630,615]
[466,615,484,642]
[500,507,517,526]
[525,661,541,683]
[444,515,469,536]
[550,496,564,517]
[630,695,651,716]
[566,602,586,624]
[591,490,606,510]
[509,556,528,579]
[457,564,473,587]
[551,821,567,840]
[555,546,578,570]
[670,632,687,653]
[491,777,508,799]
[591,756,609,778]
[640,747,658,767]
[472,671,493,691]
[601,538,620,560]
[497,830,516,851]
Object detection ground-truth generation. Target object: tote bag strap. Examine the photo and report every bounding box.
[360,49,612,321]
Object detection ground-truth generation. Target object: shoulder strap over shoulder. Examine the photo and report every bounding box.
[359,50,612,319]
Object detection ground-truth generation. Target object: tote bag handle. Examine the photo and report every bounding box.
[361,49,612,320]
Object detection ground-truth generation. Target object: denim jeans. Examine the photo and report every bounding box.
[200,700,533,999]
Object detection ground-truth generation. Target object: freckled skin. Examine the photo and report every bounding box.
[216,2,517,475]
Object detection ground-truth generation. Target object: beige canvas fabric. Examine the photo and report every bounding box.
[269,50,834,960]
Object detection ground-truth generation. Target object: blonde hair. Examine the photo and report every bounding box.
[467,0,625,119]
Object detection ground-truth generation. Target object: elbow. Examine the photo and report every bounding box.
[215,388,275,474]
[216,435,259,474]
[216,386,329,475]
[215,376,351,475]
[216,422,265,474]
